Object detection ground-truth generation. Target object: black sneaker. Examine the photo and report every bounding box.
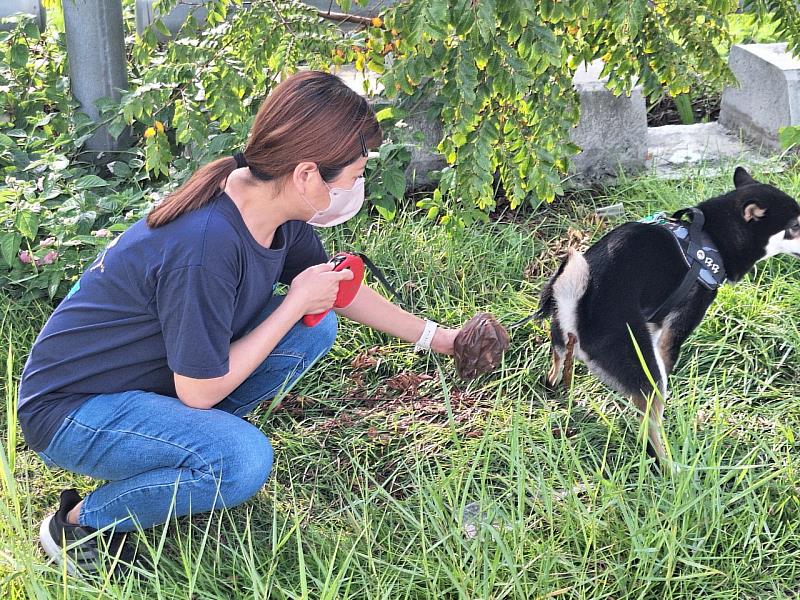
[39,488,141,577]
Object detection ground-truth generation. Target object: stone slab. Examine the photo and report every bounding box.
[570,61,648,182]
[720,42,800,151]
[645,121,778,180]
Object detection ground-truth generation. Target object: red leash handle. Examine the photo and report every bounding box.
[302,252,365,327]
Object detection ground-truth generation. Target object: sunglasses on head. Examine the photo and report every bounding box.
[359,131,367,157]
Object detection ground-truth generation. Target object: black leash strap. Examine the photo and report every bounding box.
[506,313,538,330]
[356,252,411,311]
[646,207,706,323]
[356,251,535,333]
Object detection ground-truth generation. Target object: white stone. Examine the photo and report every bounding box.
[645,122,777,180]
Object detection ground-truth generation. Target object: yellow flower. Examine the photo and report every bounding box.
[144,127,156,139]
[371,17,382,28]
[155,120,165,133]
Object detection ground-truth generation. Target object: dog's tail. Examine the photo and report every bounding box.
[534,256,569,320]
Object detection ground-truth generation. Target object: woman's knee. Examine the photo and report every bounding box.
[217,426,274,507]
[307,309,338,361]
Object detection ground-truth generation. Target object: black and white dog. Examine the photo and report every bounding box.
[537,168,800,460]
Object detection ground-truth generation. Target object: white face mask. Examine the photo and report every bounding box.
[304,175,366,227]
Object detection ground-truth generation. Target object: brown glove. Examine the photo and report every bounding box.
[453,313,510,380]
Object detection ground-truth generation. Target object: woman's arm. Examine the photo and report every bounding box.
[174,263,353,409]
[334,285,459,355]
[174,299,302,409]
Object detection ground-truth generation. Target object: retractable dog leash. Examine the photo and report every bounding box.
[303,251,536,335]
[302,251,410,326]
[302,252,515,380]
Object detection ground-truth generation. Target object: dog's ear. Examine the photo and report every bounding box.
[734,167,757,188]
[743,201,767,222]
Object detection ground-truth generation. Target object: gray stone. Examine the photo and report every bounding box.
[398,94,446,189]
[336,66,445,188]
[720,43,800,151]
[570,60,648,182]
[0,0,45,32]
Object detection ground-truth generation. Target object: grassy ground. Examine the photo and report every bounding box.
[2,166,800,598]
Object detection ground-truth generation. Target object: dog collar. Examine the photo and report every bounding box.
[639,208,727,321]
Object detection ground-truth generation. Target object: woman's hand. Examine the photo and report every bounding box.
[284,262,354,318]
[430,326,460,355]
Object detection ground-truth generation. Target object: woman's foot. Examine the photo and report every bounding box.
[39,488,141,577]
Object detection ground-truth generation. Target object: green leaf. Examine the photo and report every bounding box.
[15,210,39,240]
[107,119,127,141]
[382,168,406,201]
[47,269,62,299]
[73,175,111,190]
[107,161,132,178]
[10,43,28,69]
[375,107,404,122]
[476,0,496,42]
[153,18,172,38]
[370,194,396,220]
[208,133,237,157]
[367,59,385,75]
[779,126,800,150]
[424,0,449,35]
[0,232,21,267]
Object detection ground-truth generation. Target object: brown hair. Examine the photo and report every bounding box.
[147,70,382,228]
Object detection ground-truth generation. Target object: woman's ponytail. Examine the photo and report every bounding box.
[146,156,237,228]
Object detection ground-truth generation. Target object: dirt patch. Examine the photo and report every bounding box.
[647,93,721,127]
[267,363,493,442]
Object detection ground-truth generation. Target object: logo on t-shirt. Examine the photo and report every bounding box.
[88,234,121,274]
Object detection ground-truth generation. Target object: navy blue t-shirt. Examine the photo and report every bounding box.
[18,192,327,451]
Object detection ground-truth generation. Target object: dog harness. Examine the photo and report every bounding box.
[639,208,727,322]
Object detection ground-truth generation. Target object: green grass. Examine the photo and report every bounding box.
[2,167,800,598]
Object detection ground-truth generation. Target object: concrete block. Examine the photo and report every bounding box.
[720,43,800,150]
[570,60,648,182]
[336,66,445,189]
[0,0,45,32]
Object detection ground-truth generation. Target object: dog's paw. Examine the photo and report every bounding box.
[538,375,563,395]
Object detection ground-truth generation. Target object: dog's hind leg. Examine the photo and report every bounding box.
[546,249,589,391]
[546,324,578,392]
[631,392,666,461]
[546,319,567,388]
[655,304,708,378]
[561,333,578,391]
[583,320,668,460]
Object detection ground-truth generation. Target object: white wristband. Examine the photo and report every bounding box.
[414,319,438,352]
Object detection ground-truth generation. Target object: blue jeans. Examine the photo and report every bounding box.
[37,295,337,532]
